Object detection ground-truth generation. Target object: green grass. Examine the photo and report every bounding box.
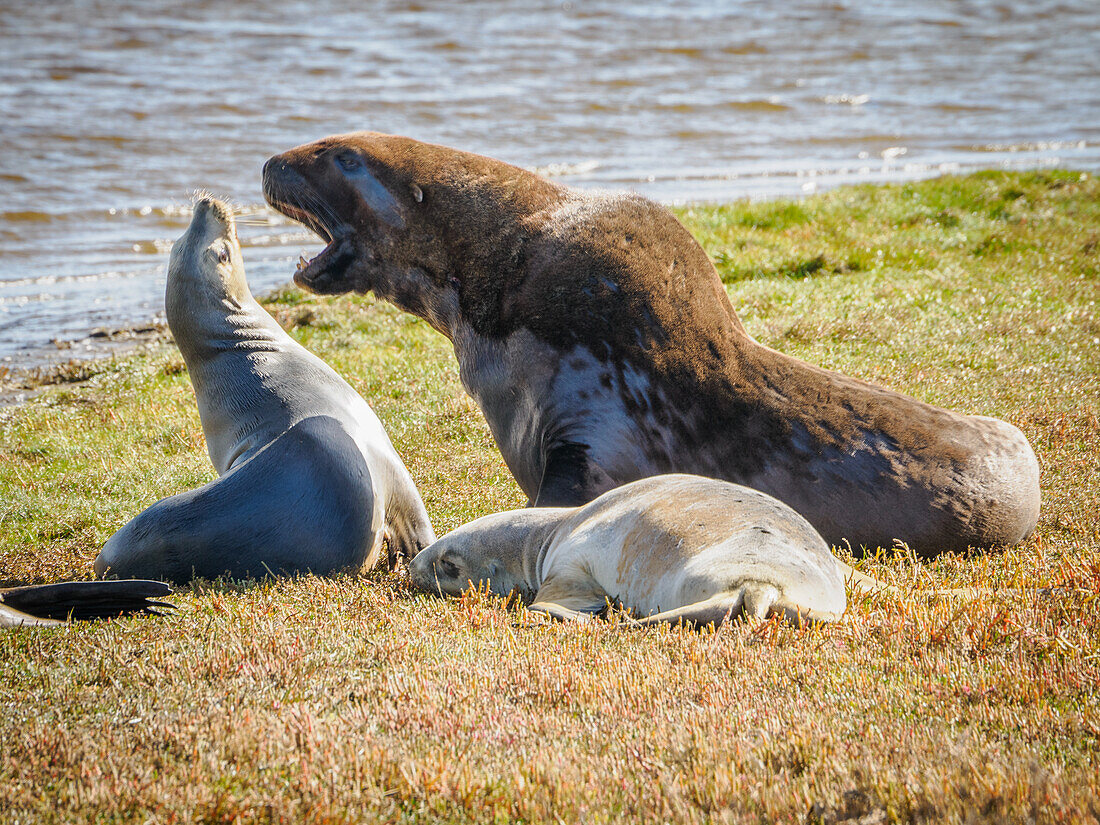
[2,170,1099,823]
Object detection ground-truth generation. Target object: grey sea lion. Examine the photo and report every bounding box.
[93,197,435,583]
[262,132,1040,555]
[409,474,854,626]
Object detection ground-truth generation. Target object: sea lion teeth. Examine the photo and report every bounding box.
[94,196,435,583]
[262,132,1040,555]
[297,254,310,272]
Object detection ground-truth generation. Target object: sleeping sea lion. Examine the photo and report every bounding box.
[409,474,853,626]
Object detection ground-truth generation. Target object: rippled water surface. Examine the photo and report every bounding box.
[2,0,1098,363]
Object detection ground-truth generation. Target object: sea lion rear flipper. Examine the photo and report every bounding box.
[0,580,174,623]
[636,583,844,629]
[634,593,748,629]
[634,584,784,629]
[528,575,608,622]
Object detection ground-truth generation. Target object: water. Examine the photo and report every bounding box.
[2,0,1098,366]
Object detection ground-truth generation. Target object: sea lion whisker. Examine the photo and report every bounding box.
[277,177,322,222]
[301,187,345,239]
[263,175,298,223]
[286,185,337,242]
[262,168,348,258]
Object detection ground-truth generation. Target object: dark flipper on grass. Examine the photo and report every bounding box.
[0,580,174,628]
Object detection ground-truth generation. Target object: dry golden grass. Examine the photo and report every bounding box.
[1,170,1098,823]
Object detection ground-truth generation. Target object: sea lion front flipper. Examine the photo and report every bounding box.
[528,575,608,622]
[380,458,438,568]
[633,593,748,629]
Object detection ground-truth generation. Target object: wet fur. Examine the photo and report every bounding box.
[263,133,1040,554]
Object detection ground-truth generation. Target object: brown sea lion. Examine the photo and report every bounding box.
[262,132,1040,555]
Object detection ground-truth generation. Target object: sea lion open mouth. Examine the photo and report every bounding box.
[292,231,359,293]
[276,200,333,245]
[262,161,359,293]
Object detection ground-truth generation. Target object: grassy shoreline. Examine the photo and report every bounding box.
[0,325,171,409]
[2,170,1099,823]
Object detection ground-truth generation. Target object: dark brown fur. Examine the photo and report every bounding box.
[263,132,1040,554]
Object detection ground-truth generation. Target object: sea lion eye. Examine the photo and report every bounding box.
[335,153,362,172]
[437,558,460,579]
[217,246,231,264]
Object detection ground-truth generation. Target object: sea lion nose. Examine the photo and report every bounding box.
[408,556,435,591]
[261,156,287,201]
[190,198,214,223]
[262,155,288,180]
[191,196,231,228]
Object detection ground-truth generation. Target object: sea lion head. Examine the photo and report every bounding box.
[409,509,564,602]
[166,195,247,322]
[262,132,565,336]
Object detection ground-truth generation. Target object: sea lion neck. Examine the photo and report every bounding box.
[516,507,573,589]
[358,135,569,338]
[418,175,567,339]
